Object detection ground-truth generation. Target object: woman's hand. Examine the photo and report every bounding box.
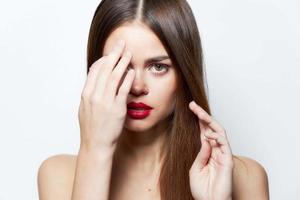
[188,101,234,200]
[78,40,135,152]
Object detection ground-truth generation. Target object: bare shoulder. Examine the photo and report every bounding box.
[37,154,77,200]
[232,155,270,200]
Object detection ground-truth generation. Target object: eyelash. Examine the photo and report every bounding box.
[149,63,169,75]
[126,63,170,75]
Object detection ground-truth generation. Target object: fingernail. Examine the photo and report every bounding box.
[190,101,195,107]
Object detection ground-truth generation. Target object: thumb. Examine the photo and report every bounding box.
[192,136,211,171]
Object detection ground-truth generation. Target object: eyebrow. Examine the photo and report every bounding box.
[103,53,170,63]
[145,55,170,63]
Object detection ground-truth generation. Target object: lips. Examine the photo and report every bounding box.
[127,102,153,119]
[127,102,153,110]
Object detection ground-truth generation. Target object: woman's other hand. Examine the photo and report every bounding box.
[188,101,234,200]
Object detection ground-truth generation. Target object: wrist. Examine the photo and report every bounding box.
[79,143,116,159]
[195,197,232,200]
[80,140,117,152]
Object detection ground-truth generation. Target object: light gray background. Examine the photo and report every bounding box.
[0,0,299,199]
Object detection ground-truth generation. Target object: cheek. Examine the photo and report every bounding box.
[147,71,178,113]
[151,83,177,113]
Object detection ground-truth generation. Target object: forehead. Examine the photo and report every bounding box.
[102,22,168,57]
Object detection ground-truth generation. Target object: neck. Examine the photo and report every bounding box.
[113,121,170,175]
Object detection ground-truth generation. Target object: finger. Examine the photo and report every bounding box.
[105,39,126,73]
[189,100,206,135]
[201,131,217,154]
[203,129,218,147]
[81,59,105,98]
[105,51,132,101]
[115,69,135,105]
[189,105,216,146]
[204,131,232,154]
[189,101,222,142]
[193,136,211,171]
[189,101,224,133]
[93,40,126,100]
[189,101,227,148]
[200,126,206,143]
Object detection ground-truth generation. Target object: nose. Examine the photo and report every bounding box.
[129,70,149,97]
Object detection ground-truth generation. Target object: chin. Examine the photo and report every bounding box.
[123,126,147,133]
[123,119,154,132]
[124,121,150,132]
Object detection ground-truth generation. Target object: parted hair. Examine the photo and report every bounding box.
[86,0,211,199]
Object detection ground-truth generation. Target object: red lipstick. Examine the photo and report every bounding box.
[127,102,153,119]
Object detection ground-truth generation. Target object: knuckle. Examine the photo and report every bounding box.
[80,92,89,101]
[89,64,98,72]
[101,55,108,59]
[90,57,107,70]
[100,56,109,65]
[106,54,116,62]
[78,106,85,119]
[91,59,103,68]
[78,100,84,111]
[97,56,108,64]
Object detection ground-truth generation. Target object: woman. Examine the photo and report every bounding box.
[38,0,269,199]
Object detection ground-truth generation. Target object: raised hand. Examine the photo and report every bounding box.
[188,101,234,200]
[78,39,135,152]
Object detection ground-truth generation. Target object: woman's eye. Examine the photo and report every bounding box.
[149,63,169,75]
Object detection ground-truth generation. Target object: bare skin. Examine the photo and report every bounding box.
[37,154,269,200]
[37,22,269,199]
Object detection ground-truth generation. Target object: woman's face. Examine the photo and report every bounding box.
[102,22,178,132]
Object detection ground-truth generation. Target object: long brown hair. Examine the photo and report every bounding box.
[87,0,211,199]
